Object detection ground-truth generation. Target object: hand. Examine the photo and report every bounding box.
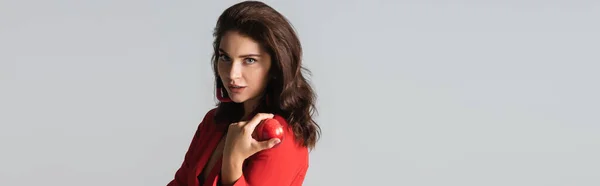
[222,113,282,163]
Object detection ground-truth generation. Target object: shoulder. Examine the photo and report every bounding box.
[254,114,309,161]
[202,108,218,122]
[206,108,218,118]
[272,115,300,147]
[196,108,218,130]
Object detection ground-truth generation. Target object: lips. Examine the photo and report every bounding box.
[229,85,245,88]
[228,85,246,93]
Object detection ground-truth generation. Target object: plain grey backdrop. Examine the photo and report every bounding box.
[1,0,599,185]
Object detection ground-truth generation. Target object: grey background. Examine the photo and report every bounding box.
[1,0,599,185]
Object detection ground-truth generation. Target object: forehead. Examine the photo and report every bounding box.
[219,31,265,54]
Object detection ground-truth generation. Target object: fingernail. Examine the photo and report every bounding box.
[275,139,281,143]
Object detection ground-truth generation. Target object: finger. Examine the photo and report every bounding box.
[230,121,245,127]
[253,138,281,151]
[243,113,274,131]
[228,122,245,131]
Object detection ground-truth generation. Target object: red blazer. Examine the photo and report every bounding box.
[167,109,309,186]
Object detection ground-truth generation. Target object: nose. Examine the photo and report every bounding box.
[228,61,242,80]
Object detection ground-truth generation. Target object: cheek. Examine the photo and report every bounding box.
[217,63,228,78]
[250,70,270,87]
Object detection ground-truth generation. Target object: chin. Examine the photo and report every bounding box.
[230,96,248,103]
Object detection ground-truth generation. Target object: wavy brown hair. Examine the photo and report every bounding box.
[211,1,320,149]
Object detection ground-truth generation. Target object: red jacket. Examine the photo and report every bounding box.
[167,109,309,186]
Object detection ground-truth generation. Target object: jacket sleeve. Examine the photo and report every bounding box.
[227,116,309,186]
[167,109,216,186]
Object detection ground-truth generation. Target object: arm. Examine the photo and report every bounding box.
[222,148,307,186]
[221,116,308,186]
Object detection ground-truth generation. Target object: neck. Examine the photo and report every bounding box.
[242,96,263,120]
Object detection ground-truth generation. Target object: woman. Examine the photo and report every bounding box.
[167,1,320,186]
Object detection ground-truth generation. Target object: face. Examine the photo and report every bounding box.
[217,31,272,104]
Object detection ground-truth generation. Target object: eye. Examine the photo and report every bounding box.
[218,54,231,62]
[244,58,257,64]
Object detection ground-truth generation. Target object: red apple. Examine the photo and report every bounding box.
[253,118,285,143]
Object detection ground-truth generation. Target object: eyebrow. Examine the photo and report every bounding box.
[219,48,261,58]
